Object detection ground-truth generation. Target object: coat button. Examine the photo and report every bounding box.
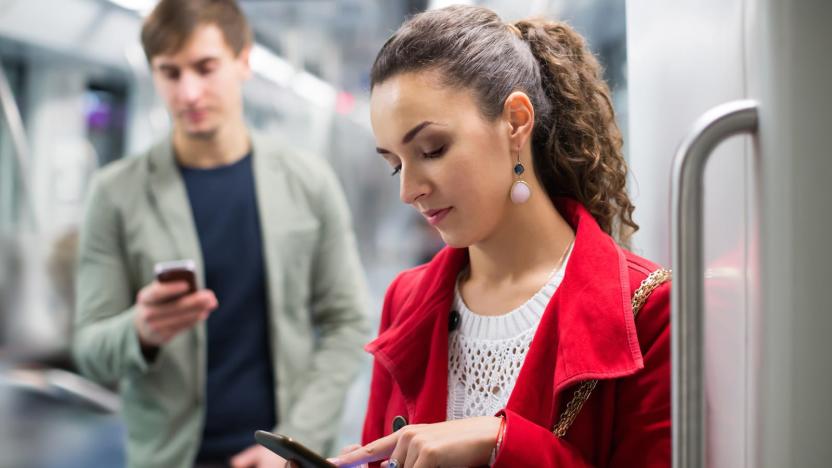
[448,310,461,332]
[392,415,407,433]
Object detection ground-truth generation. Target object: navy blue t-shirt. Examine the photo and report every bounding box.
[180,153,277,461]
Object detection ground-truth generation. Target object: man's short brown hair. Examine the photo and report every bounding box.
[141,0,253,62]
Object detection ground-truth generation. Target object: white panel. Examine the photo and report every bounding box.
[0,0,141,69]
[25,63,93,232]
[627,0,746,264]
[627,0,752,467]
[748,1,832,467]
[3,62,92,356]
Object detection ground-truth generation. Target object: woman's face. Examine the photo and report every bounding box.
[370,71,516,248]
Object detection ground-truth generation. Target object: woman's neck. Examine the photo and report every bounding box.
[466,191,575,288]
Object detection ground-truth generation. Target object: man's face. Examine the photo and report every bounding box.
[150,24,251,139]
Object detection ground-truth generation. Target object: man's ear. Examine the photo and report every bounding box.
[502,91,535,150]
[237,44,253,80]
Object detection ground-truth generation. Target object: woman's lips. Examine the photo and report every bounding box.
[423,207,452,226]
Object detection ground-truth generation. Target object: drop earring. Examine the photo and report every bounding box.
[510,149,531,204]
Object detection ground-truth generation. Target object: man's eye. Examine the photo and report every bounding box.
[391,164,402,176]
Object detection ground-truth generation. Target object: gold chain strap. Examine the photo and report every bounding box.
[552,268,672,438]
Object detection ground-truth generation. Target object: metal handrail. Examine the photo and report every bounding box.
[0,63,38,230]
[671,99,759,468]
[1,367,120,414]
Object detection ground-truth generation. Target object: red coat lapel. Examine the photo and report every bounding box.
[364,247,467,423]
[504,199,644,427]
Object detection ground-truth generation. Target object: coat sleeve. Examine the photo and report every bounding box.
[361,274,405,468]
[362,271,406,444]
[72,173,152,384]
[274,163,372,454]
[607,281,671,466]
[493,282,671,467]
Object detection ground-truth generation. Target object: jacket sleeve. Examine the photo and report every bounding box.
[607,281,671,466]
[361,273,404,446]
[274,163,371,454]
[361,274,405,468]
[493,282,671,467]
[493,409,593,467]
[72,173,152,384]
[361,355,395,468]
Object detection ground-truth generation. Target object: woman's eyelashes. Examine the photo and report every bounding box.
[387,144,448,177]
[423,145,446,158]
[389,146,447,177]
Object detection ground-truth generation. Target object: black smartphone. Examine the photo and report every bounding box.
[254,430,336,468]
[153,260,197,298]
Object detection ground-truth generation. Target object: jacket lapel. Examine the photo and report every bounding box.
[146,136,207,398]
[250,132,286,325]
[146,137,204,273]
[249,133,293,419]
[365,248,468,423]
[366,199,644,427]
[504,199,643,428]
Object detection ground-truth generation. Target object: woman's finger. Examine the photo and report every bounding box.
[339,444,362,455]
[389,426,417,468]
[410,452,435,468]
[328,432,399,466]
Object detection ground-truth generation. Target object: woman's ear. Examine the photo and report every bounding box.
[503,91,535,150]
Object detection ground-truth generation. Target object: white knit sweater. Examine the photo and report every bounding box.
[446,249,572,420]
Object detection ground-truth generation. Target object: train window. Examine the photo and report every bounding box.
[550,0,629,156]
[84,82,127,167]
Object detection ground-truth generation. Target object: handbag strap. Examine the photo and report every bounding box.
[551,268,672,438]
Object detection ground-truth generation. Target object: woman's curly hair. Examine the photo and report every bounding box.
[371,5,638,245]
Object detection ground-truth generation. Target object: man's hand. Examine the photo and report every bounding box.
[134,280,217,347]
[231,444,296,468]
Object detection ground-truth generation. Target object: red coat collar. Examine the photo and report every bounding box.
[365,198,644,425]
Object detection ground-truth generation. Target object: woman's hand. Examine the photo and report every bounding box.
[332,444,366,468]
[329,416,502,468]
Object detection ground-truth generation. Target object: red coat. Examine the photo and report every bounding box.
[362,199,671,467]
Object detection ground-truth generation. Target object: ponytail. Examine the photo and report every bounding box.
[514,19,637,244]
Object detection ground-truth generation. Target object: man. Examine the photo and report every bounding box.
[72,1,369,467]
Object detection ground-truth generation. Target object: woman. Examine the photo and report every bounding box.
[332,5,671,467]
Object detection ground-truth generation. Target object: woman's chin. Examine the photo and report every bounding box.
[436,229,475,249]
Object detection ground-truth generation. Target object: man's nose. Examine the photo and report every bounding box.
[176,71,203,104]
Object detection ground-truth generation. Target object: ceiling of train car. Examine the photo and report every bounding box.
[0,0,622,97]
[238,0,423,94]
[234,0,623,94]
[103,0,429,93]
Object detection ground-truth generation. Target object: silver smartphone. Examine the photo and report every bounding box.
[254,431,336,468]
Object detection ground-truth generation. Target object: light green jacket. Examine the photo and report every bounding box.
[72,132,370,468]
